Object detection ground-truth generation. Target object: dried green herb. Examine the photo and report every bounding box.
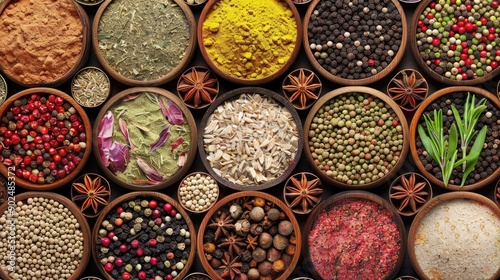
[97,0,190,81]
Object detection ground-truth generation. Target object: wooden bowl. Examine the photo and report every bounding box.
[198,87,303,191]
[283,172,323,215]
[409,86,500,191]
[183,272,212,280]
[92,87,197,191]
[389,172,432,216]
[0,74,7,106]
[93,0,196,86]
[197,0,302,85]
[92,191,196,280]
[410,0,500,85]
[0,88,93,191]
[177,171,219,214]
[197,191,302,280]
[79,277,103,280]
[394,277,419,280]
[282,68,322,110]
[71,66,111,108]
[408,192,500,280]
[75,0,105,6]
[176,66,219,109]
[495,180,500,209]
[302,191,406,280]
[303,0,407,85]
[0,0,90,87]
[304,86,409,189]
[71,173,111,219]
[0,192,91,280]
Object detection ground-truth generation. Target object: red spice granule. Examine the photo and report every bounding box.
[308,198,401,279]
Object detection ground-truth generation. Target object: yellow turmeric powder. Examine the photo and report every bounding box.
[202,0,297,80]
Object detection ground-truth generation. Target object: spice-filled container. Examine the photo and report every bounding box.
[408,192,500,280]
[0,192,91,280]
[303,191,406,280]
[303,0,407,85]
[177,172,219,213]
[197,191,302,280]
[303,86,409,189]
[0,88,93,191]
[93,87,197,191]
[198,87,303,191]
[0,0,91,87]
[93,192,196,280]
[93,0,196,86]
[409,86,500,191]
[198,0,302,85]
[176,66,219,109]
[71,67,111,108]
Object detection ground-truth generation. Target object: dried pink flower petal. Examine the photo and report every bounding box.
[119,118,135,149]
[150,125,171,153]
[108,141,129,173]
[136,157,163,183]
[170,136,184,151]
[98,111,114,167]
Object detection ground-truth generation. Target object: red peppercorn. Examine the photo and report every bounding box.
[54,96,64,106]
[367,59,375,67]
[101,237,111,247]
[166,252,174,260]
[119,244,127,253]
[492,1,499,8]
[104,263,113,272]
[165,274,173,280]
[136,248,144,257]
[377,119,385,126]
[131,239,139,249]
[152,209,161,218]
[149,239,157,247]
[323,165,329,171]
[149,200,158,209]
[170,209,177,217]
[108,232,115,239]
[488,33,496,41]
[122,272,131,280]
[155,218,162,225]
[53,154,61,162]
[480,17,488,25]
[115,257,123,267]
[22,170,31,179]
[432,38,440,46]
[163,203,173,213]
[462,73,468,80]
[491,61,499,69]
[150,257,158,266]
[138,271,147,280]
[480,50,487,57]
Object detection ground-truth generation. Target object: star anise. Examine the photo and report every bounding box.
[219,253,242,280]
[72,174,110,216]
[283,68,321,110]
[207,211,235,240]
[387,69,428,111]
[390,173,430,214]
[245,234,258,250]
[284,172,323,214]
[217,232,246,258]
[177,66,218,109]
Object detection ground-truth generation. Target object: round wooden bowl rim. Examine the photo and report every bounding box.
[92,87,197,191]
[409,86,500,190]
[282,68,322,110]
[176,66,219,110]
[75,0,105,6]
[71,66,111,108]
[198,87,303,191]
[302,190,406,280]
[407,191,500,280]
[303,86,409,189]
[92,0,196,87]
[182,272,212,280]
[177,171,219,214]
[70,173,111,219]
[92,191,196,280]
[0,74,7,105]
[410,0,500,85]
[0,88,93,191]
[197,191,302,280]
[495,181,500,208]
[197,0,303,85]
[0,0,90,87]
[386,68,429,112]
[303,0,407,85]
[388,172,433,216]
[283,171,322,215]
[0,192,91,280]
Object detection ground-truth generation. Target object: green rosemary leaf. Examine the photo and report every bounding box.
[447,123,458,162]
[443,150,457,187]
[451,105,464,138]
[461,125,487,187]
[418,124,440,164]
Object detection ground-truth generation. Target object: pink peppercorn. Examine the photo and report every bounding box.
[101,237,111,247]
[131,239,139,249]
[104,263,113,272]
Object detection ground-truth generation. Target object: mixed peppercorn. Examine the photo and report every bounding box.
[0,93,86,184]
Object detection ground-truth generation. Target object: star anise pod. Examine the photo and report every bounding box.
[390,173,429,213]
[177,67,218,108]
[283,68,321,110]
[245,234,258,250]
[219,253,242,280]
[388,70,428,111]
[284,172,323,214]
[207,210,235,240]
[217,232,246,258]
[72,174,110,215]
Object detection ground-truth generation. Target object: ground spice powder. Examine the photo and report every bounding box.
[0,0,83,84]
[202,0,297,80]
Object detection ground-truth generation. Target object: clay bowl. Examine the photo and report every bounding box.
[0,192,91,280]
[92,87,197,191]
[79,277,103,280]
[197,0,302,85]
[302,191,406,280]
[410,0,500,85]
[0,0,90,87]
[75,0,105,6]
[303,86,409,189]
[176,66,219,110]
[71,66,111,108]
[409,86,500,191]
[71,173,111,219]
[197,191,302,280]
[408,192,500,280]
[0,88,93,191]
[303,0,407,85]
[198,87,303,191]
[93,0,196,86]
[92,191,196,280]
[389,172,432,216]
[177,171,219,214]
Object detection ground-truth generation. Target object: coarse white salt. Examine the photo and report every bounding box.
[414,198,500,280]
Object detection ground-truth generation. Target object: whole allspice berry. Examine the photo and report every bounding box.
[249,206,265,222]
[267,208,280,221]
[235,274,249,280]
[247,268,261,280]
[266,247,282,262]
[258,261,273,276]
[235,219,251,236]
[273,234,289,250]
[252,247,267,263]
[210,257,222,269]
[258,232,273,249]
[250,224,263,236]
[277,220,293,236]
[229,204,243,219]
